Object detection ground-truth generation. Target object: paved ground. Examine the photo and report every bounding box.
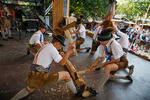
[0,31,150,100]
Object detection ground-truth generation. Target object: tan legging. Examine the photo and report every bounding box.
[107,3,115,16]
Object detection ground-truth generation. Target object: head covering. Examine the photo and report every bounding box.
[39,24,46,29]
[52,35,65,46]
[76,18,82,25]
[120,28,127,33]
[98,30,113,41]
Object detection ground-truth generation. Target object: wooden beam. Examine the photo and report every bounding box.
[66,0,70,16]
[52,0,64,35]
[52,0,91,97]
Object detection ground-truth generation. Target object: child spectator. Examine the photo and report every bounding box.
[132,39,139,53]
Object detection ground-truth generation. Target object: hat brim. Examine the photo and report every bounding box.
[40,26,46,29]
[52,35,65,46]
[76,22,82,25]
[120,29,127,33]
[98,34,113,41]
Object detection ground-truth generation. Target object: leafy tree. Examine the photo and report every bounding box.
[46,0,150,20]
[116,0,150,20]
[46,0,110,18]
[70,0,109,18]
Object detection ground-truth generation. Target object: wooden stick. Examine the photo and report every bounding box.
[61,21,76,31]
[77,57,106,75]
[66,60,86,86]
[64,17,77,53]
[77,66,100,75]
[64,30,76,53]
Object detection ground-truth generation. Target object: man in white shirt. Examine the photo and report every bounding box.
[91,20,114,55]
[113,24,129,54]
[89,30,132,94]
[27,24,49,56]
[11,35,78,100]
[113,23,134,75]
[3,4,11,17]
[71,18,91,52]
[91,26,102,55]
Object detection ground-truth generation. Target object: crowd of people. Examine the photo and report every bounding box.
[114,25,150,54]
[128,27,150,53]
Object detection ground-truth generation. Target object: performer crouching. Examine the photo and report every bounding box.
[89,30,132,93]
[71,19,91,52]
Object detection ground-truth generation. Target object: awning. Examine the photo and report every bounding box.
[21,0,41,2]
[1,0,42,3]
[124,21,136,24]
[140,24,150,26]
[112,19,123,22]
[93,20,103,24]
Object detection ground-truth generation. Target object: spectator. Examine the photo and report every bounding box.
[140,33,146,50]
[0,7,14,40]
[132,34,139,44]
[129,32,134,47]
[145,36,150,53]
[15,5,26,28]
[15,5,25,20]
[132,39,139,53]
[0,1,2,10]
[3,4,11,19]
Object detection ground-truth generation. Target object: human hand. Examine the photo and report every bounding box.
[69,50,78,57]
[60,51,65,57]
[44,41,49,44]
[99,63,105,68]
[89,65,96,71]
[70,32,74,34]
[72,50,78,56]
[68,42,76,50]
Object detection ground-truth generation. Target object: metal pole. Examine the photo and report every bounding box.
[142,5,150,30]
[44,0,46,23]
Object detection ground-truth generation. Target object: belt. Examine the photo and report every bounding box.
[123,48,128,53]
[29,44,37,47]
[93,39,99,43]
[120,55,125,61]
[30,64,48,72]
[2,17,8,20]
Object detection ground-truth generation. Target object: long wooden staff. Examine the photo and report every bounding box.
[77,57,105,75]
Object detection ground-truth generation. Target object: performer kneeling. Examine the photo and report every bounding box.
[11,35,77,100]
[112,23,134,75]
[27,24,49,56]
